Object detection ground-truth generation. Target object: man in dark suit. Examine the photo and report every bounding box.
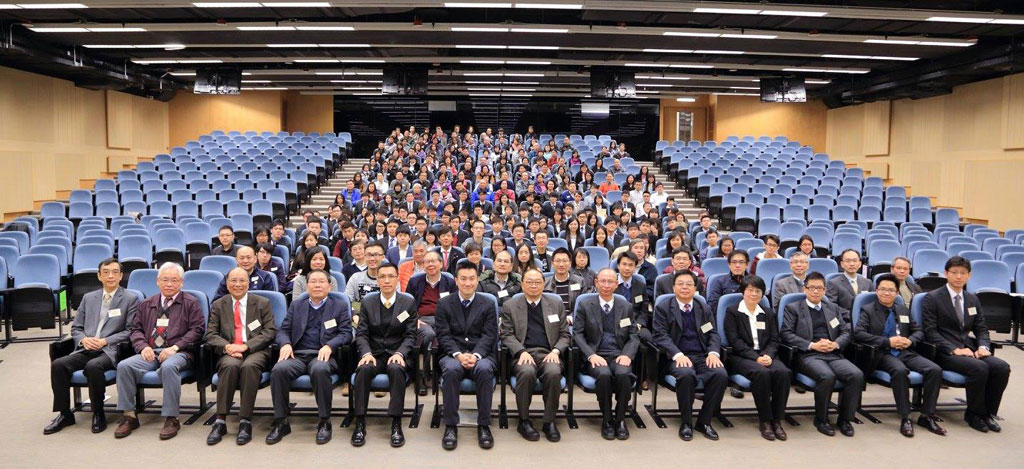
[920,256,1010,433]
[544,248,590,318]
[614,252,651,340]
[46,259,138,435]
[891,256,923,307]
[213,246,277,300]
[204,268,278,445]
[435,226,466,276]
[434,260,499,450]
[402,191,422,215]
[781,271,864,437]
[652,269,728,441]
[351,262,417,447]
[827,249,873,316]
[385,226,414,266]
[854,274,945,437]
[267,270,352,445]
[500,269,571,442]
[574,268,640,441]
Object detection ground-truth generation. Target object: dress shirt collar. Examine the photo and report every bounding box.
[738,300,763,317]
[946,284,964,299]
[380,291,397,307]
[805,299,822,310]
[676,298,694,311]
[599,295,615,310]
[309,296,328,309]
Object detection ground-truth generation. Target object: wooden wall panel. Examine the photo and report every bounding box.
[1002,73,1024,149]
[106,90,133,149]
[862,100,891,156]
[168,91,284,146]
[714,96,828,152]
[284,92,334,134]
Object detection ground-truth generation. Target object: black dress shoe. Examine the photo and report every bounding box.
[442,425,458,450]
[772,420,788,441]
[615,420,630,440]
[316,419,333,445]
[91,413,107,434]
[900,418,914,437]
[478,425,494,449]
[390,419,405,448]
[266,419,291,445]
[695,423,719,441]
[966,414,989,433]
[207,422,228,446]
[985,416,1001,433]
[542,422,561,442]
[351,418,367,447]
[236,421,252,445]
[601,420,616,440]
[836,419,855,437]
[814,419,835,437]
[518,419,540,441]
[759,421,775,441]
[917,415,947,436]
[43,412,75,435]
[679,423,693,441]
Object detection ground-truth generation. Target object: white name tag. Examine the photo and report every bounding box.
[570,283,581,291]
[547,314,559,323]
[397,311,410,322]
[898,315,910,324]
[270,267,278,272]
[107,308,121,318]
[251,276,259,282]
[497,290,508,298]
[634,295,644,304]
[324,319,337,329]
[619,317,631,328]
[700,322,713,334]
[440,291,450,299]
[755,321,766,330]
[248,319,261,330]
[829,317,840,328]
[968,306,977,316]
[156,318,170,327]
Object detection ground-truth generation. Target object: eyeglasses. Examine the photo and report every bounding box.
[729,260,748,265]
[523,280,544,285]
[877,287,898,293]
[804,285,825,291]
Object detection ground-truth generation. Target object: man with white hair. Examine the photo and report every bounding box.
[113,262,205,440]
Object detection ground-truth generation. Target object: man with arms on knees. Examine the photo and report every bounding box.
[204,267,278,445]
[574,268,640,441]
[500,268,570,442]
[266,270,352,445]
[781,272,864,437]
[434,260,499,450]
[921,256,1010,433]
[46,259,138,435]
[114,262,204,440]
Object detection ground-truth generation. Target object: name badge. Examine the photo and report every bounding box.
[829,317,840,329]
[570,283,581,291]
[324,319,337,329]
[755,321,766,330]
[270,267,278,272]
[634,295,644,304]
[497,290,508,298]
[107,308,121,318]
[898,315,910,324]
[440,291,450,299]
[619,317,631,328]
[248,319,261,331]
[547,314,559,323]
[156,318,170,327]
[700,322,713,334]
[968,306,977,316]
[251,276,259,282]
[397,311,410,322]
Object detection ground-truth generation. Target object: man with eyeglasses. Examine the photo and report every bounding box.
[346,241,385,311]
[706,250,749,313]
[854,273,945,437]
[827,249,873,318]
[772,252,809,312]
[46,259,139,435]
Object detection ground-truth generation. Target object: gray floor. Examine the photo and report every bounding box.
[2,327,1022,468]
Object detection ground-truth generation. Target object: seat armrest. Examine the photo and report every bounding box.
[49,337,75,362]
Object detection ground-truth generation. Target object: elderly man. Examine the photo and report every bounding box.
[204,267,278,445]
[114,262,205,440]
[478,250,522,307]
[890,256,923,307]
[46,258,138,435]
[398,240,428,291]
[406,251,456,350]
[213,246,276,300]
[771,252,810,312]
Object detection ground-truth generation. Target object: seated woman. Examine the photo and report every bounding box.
[255,242,288,293]
[750,234,781,276]
[291,246,339,297]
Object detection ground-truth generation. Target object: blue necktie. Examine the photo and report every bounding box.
[462,299,471,310]
[882,308,900,357]
[618,282,630,298]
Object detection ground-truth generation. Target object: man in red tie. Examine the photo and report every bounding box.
[204,268,278,445]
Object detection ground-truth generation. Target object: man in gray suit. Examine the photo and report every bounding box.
[890,256,923,307]
[46,258,138,435]
[771,252,809,312]
[500,269,571,442]
[827,249,873,316]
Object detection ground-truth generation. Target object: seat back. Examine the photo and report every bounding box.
[776,293,807,331]
[198,255,238,276]
[13,253,60,289]
[127,269,160,298]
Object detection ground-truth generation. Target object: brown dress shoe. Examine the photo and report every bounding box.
[114,416,140,439]
[159,417,181,440]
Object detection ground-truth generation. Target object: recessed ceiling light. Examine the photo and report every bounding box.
[267,43,318,47]
[505,72,543,76]
[87,27,147,32]
[29,27,90,32]
[193,2,262,6]
[0,4,21,8]
[132,59,178,64]
[991,19,1024,25]
[294,59,339,62]
[864,39,918,45]
[869,56,919,61]
[319,43,369,47]
[925,16,993,23]
[508,27,569,33]
[341,59,385,63]
[730,86,760,90]
[719,34,776,40]
[82,44,135,48]
[342,86,378,90]
[782,67,826,73]
[693,49,745,55]
[16,2,87,8]
[643,76,691,80]
[461,59,505,64]
[643,49,694,54]
[669,64,714,69]
[445,2,512,7]
[463,72,504,76]
[170,72,196,76]
[822,54,871,60]
[468,87,502,91]
[296,26,355,31]
[508,45,559,50]
[261,2,331,6]
[693,7,760,14]
[805,79,831,84]
[466,81,502,84]
[917,41,974,47]
[178,59,223,63]
[238,26,295,31]
[455,44,507,49]
[676,97,696,102]
[625,62,668,67]
[451,26,509,32]
[663,31,720,37]
[514,3,582,9]
[502,93,533,97]
[824,69,870,74]
[759,10,826,17]
[506,60,550,65]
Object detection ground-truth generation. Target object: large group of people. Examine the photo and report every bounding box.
[43,125,1010,449]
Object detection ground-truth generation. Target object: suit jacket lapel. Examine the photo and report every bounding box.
[293,301,309,344]
[542,296,559,347]
[798,303,814,340]
[513,299,528,343]
[823,305,839,340]
[245,295,259,340]
[465,296,482,333]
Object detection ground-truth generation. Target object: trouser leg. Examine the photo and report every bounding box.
[270,357,309,419]
[156,353,192,417]
[116,354,159,412]
[440,356,465,426]
[215,355,243,417]
[50,352,91,412]
[473,357,496,427]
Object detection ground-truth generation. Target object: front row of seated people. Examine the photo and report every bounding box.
[45,254,1009,447]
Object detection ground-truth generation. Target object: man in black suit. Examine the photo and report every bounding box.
[435,226,466,276]
[573,268,640,441]
[615,252,651,341]
[652,269,728,441]
[351,262,417,447]
[402,191,422,215]
[920,256,1010,433]
[890,256,923,307]
[781,271,864,437]
[854,274,945,437]
[434,260,499,450]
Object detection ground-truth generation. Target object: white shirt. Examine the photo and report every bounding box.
[599,296,615,312]
[231,294,248,344]
[650,191,667,207]
[380,292,397,309]
[737,301,763,350]
[805,299,823,310]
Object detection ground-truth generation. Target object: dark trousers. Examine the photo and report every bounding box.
[665,354,728,426]
[512,349,563,423]
[798,353,864,423]
[586,357,633,423]
[938,354,1010,418]
[876,352,942,417]
[727,356,791,422]
[51,351,113,413]
[215,349,270,419]
[440,355,496,426]
[353,353,409,417]
[270,351,338,419]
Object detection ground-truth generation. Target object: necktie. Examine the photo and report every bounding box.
[603,303,611,315]
[383,297,391,309]
[684,303,692,315]
[883,308,899,357]
[850,277,859,294]
[152,297,171,347]
[443,250,449,267]
[102,292,112,309]
[233,300,244,345]
[462,299,471,309]
[954,294,965,328]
